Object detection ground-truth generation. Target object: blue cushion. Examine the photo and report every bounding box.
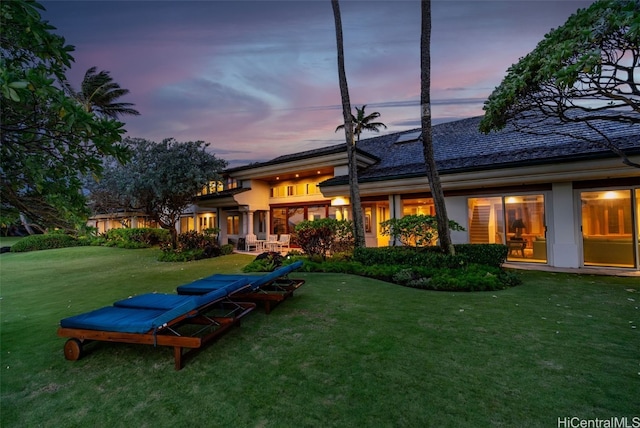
[177,276,252,295]
[60,306,173,334]
[185,261,304,293]
[114,288,229,310]
[114,294,197,310]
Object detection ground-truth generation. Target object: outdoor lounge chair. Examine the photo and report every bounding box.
[57,279,255,370]
[177,261,305,314]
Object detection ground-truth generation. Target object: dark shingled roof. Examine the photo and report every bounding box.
[322,115,639,186]
[225,115,639,183]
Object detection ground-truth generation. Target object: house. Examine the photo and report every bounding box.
[96,115,639,271]
[190,115,639,271]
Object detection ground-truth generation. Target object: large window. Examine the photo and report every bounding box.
[581,190,635,267]
[468,194,547,263]
[180,216,194,232]
[227,215,239,235]
[198,213,217,231]
[403,198,435,216]
[271,204,331,234]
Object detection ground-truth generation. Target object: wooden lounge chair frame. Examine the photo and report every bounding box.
[235,276,304,314]
[57,294,255,370]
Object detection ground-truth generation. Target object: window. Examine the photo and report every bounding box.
[403,198,435,216]
[468,194,546,263]
[199,214,217,231]
[227,215,239,235]
[271,186,284,198]
[395,131,421,144]
[227,178,238,190]
[180,216,194,232]
[581,190,634,267]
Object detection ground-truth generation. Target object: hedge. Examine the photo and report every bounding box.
[10,234,83,252]
[353,244,507,268]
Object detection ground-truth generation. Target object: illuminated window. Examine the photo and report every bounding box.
[581,190,634,267]
[227,215,239,235]
[403,198,435,216]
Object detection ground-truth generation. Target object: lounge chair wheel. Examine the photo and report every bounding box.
[63,339,84,361]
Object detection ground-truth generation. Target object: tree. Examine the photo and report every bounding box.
[420,0,455,255]
[87,138,227,248]
[480,0,640,168]
[65,66,140,119]
[380,215,464,247]
[0,0,130,231]
[335,105,387,141]
[331,0,366,249]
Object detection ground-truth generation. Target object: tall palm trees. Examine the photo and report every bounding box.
[420,0,453,254]
[331,0,366,248]
[335,105,387,141]
[66,66,140,119]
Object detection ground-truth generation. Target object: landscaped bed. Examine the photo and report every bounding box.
[1,246,638,427]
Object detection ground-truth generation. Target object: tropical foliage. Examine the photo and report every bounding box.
[0,0,132,231]
[480,0,640,168]
[380,214,465,247]
[335,104,387,141]
[86,138,227,247]
[65,66,140,119]
[293,218,354,260]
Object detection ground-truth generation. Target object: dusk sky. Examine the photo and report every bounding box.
[40,0,595,167]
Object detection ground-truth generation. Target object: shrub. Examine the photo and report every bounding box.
[242,252,284,272]
[10,233,83,252]
[380,215,465,247]
[157,249,205,262]
[293,218,354,260]
[105,228,169,249]
[454,244,508,267]
[159,230,222,262]
[389,264,520,292]
[288,250,520,292]
[353,246,466,269]
[220,244,234,255]
[353,244,507,269]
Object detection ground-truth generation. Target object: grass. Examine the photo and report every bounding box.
[0,236,22,247]
[1,246,638,427]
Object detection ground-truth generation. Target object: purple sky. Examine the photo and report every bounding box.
[41,0,594,167]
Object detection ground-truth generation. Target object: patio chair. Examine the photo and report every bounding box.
[177,261,305,314]
[245,233,261,252]
[263,234,279,252]
[276,234,290,251]
[57,279,255,370]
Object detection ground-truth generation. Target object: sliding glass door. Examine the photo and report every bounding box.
[581,190,635,268]
[468,194,547,263]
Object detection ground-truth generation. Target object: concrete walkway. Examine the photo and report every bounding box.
[503,262,640,278]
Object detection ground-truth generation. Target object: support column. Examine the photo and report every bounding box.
[551,183,579,268]
[265,210,271,238]
[247,211,255,235]
[389,194,403,246]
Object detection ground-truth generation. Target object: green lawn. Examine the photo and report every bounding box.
[0,236,22,247]
[1,246,638,427]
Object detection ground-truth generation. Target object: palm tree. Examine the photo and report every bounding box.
[331,0,366,248]
[67,66,140,119]
[335,105,387,141]
[420,0,454,255]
